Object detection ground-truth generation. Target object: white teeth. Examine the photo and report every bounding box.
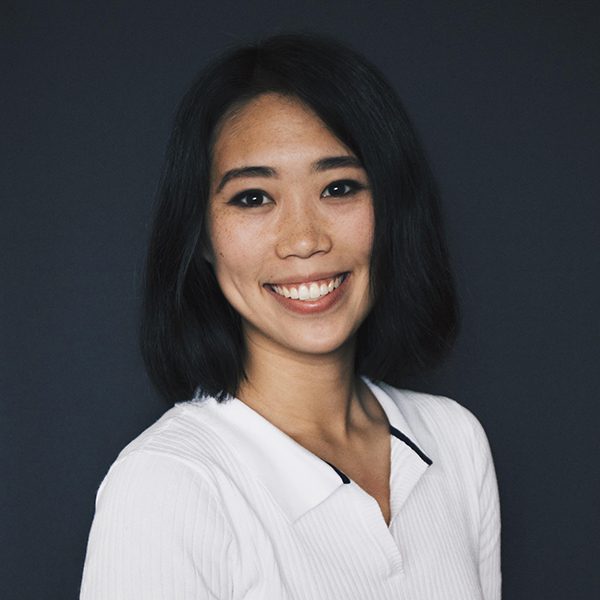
[271,274,346,301]
[298,284,310,300]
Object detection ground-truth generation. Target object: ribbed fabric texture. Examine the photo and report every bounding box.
[80,381,501,599]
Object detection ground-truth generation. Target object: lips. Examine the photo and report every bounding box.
[264,272,350,315]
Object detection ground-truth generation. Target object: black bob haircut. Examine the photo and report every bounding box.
[141,33,459,404]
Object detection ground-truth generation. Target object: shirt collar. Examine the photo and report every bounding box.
[195,376,432,523]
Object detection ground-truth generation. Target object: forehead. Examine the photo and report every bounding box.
[211,93,351,170]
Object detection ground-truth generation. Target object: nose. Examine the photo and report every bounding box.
[274,199,332,259]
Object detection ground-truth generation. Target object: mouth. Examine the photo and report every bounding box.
[265,272,349,302]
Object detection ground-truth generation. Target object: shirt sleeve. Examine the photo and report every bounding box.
[80,451,236,600]
[470,414,502,600]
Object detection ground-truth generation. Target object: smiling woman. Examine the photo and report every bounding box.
[207,94,374,354]
[80,33,501,600]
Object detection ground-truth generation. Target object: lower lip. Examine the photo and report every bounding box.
[265,273,350,315]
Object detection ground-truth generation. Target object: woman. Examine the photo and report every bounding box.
[81,33,501,599]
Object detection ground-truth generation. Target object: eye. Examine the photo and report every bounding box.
[321,179,366,198]
[228,189,272,207]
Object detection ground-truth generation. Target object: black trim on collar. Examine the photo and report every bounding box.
[389,425,433,466]
[322,425,432,483]
[324,460,351,484]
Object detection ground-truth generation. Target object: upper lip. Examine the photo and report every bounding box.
[265,271,348,286]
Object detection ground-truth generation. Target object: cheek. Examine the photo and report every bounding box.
[362,203,376,256]
[362,215,375,256]
[209,214,265,285]
[338,203,375,260]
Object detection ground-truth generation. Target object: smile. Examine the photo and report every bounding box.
[267,273,348,301]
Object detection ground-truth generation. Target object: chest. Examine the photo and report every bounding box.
[224,471,482,600]
[340,460,391,525]
[301,433,392,526]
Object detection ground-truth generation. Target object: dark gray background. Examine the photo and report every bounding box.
[2,1,599,598]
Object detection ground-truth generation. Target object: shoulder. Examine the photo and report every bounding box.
[379,382,486,433]
[375,381,494,472]
[96,398,237,502]
[82,401,240,599]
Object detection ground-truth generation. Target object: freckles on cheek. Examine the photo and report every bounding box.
[211,219,261,280]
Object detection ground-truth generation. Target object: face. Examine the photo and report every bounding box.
[206,93,375,360]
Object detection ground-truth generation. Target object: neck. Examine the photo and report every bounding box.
[236,333,378,445]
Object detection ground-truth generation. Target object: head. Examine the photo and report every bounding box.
[206,92,375,367]
[141,33,459,403]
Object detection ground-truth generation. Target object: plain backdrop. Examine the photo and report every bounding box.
[2,1,599,598]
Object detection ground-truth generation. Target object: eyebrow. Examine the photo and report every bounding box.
[215,155,363,193]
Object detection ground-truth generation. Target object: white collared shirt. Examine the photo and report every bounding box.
[80,378,501,599]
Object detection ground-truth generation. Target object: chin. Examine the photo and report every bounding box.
[276,327,357,357]
[242,310,367,358]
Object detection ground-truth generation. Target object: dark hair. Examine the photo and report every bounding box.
[141,32,459,404]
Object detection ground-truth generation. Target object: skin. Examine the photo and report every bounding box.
[206,93,392,525]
